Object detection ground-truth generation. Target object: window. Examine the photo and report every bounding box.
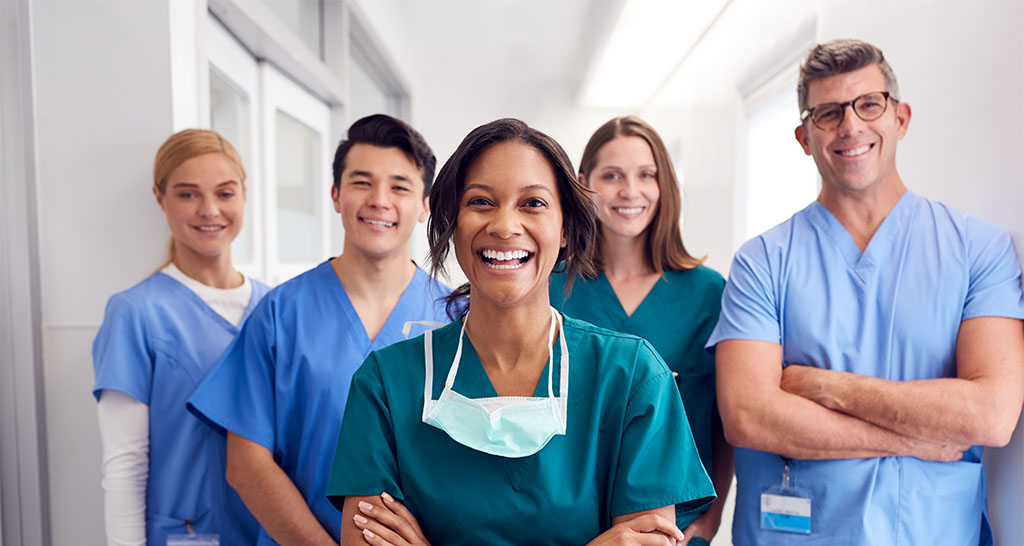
[742,74,819,244]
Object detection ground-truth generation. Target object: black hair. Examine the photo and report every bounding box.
[331,114,436,196]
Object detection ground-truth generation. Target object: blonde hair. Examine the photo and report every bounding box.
[578,116,704,274]
[153,129,245,269]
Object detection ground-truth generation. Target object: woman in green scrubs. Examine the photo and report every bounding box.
[550,116,732,546]
[327,118,715,545]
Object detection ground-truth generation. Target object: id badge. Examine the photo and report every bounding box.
[760,484,812,534]
[167,533,219,546]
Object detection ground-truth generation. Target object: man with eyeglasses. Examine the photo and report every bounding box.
[708,39,1024,544]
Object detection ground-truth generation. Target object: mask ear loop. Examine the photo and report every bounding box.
[545,307,557,398]
[422,329,434,422]
[443,313,468,390]
[555,309,569,432]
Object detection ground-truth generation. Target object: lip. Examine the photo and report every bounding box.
[611,205,647,220]
[359,216,397,230]
[832,142,875,159]
[477,246,534,272]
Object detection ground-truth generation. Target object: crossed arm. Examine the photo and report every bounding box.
[716,316,1024,461]
[339,495,684,546]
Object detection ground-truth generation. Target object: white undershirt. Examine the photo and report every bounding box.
[98,267,253,545]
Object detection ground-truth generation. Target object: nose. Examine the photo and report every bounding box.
[366,183,392,209]
[198,195,219,219]
[836,103,863,136]
[618,175,641,199]
[487,205,523,239]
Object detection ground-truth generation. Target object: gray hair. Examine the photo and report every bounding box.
[798,39,900,113]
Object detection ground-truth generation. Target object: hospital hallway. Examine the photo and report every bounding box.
[2,0,1024,544]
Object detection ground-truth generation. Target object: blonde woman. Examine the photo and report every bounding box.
[92,129,268,545]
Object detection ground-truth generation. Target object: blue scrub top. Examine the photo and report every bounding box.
[188,260,450,545]
[550,266,724,529]
[327,315,716,545]
[707,192,1024,545]
[92,272,270,546]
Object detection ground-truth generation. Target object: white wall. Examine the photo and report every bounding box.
[29,0,200,543]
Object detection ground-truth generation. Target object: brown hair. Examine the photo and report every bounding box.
[153,129,246,268]
[578,116,703,274]
[798,39,899,113]
[428,118,597,319]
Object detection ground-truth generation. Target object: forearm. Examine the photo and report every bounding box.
[97,391,148,546]
[702,419,734,526]
[782,317,1024,447]
[226,433,337,546]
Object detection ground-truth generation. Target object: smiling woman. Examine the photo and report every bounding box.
[91,129,270,546]
[327,118,716,546]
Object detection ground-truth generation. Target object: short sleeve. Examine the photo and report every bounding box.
[963,217,1024,320]
[326,353,402,511]
[705,238,781,351]
[92,294,153,404]
[611,342,716,522]
[187,297,278,449]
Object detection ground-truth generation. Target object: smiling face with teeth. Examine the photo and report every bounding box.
[155,152,245,263]
[796,64,911,198]
[454,141,565,308]
[332,143,429,260]
[584,135,660,242]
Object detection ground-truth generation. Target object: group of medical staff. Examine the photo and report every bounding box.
[92,38,1024,546]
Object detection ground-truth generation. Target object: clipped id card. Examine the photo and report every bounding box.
[167,534,219,546]
[760,484,811,534]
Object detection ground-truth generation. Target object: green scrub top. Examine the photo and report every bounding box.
[327,315,715,545]
[550,266,724,528]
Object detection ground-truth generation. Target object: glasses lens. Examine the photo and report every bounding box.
[812,105,844,129]
[853,93,888,121]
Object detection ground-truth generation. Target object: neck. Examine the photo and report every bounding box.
[331,242,416,299]
[599,227,654,279]
[171,245,241,288]
[818,175,907,251]
[463,293,553,374]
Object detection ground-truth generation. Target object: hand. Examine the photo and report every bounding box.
[586,514,685,546]
[780,365,834,408]
[680,510,721,545]
[352,492,430,546]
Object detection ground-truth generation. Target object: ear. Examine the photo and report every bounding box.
[153,185,165,209]
[794,124,812,156]
[578,172,589,188]
[418,195,430,223]
[331,184,341,214]
[895,101,912,139]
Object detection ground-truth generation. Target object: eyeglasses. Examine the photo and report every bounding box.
[800,91,897,130]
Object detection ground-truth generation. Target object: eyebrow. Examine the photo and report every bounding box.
[348,170,413,183]
[170,180,239,189]
[464,183,554,195]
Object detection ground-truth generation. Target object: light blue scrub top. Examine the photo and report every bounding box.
[92,272,270,546]
[327,315,716,545]
[706,191,1024,545]
[188,260,450,545]
[550,267,724,534]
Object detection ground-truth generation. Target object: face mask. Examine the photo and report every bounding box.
[421,307,569,458]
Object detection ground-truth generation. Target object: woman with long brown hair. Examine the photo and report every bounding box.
[551,116,733,546]
[92,129,268,545]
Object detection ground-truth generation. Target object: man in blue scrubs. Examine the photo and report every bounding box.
[709,39,1024,545]
[189,115,450,545]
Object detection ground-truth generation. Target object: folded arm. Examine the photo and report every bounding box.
[781,316,1024,447]
[715,339,967,461]
[226,432,338,546]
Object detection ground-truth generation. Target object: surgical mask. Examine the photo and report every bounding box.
[421,307,569,458]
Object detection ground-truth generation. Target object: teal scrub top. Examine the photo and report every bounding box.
[327,315,715,545]
[550,267,724,527]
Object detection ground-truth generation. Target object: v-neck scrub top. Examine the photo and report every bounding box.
[550,266,724,530]
[188,260,450,544]
[707,192,1024,545]
[92,272,270,546]
[327,315,716,545]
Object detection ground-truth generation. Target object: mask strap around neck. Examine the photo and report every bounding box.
[422,329,435,421]
[442,315,468,390]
